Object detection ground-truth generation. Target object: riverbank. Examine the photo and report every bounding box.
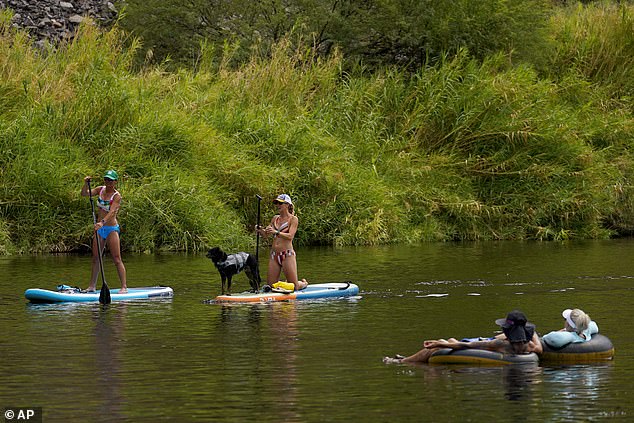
[1,4,634,253]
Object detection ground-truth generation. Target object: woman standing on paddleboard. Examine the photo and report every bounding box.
[81,170,128,293]
[257,194,308,291]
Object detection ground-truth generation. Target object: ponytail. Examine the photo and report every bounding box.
[570,309,591,334]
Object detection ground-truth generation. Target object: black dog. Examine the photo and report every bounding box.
[206,247,261,295]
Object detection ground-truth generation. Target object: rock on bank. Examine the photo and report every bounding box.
[1,0,117,46]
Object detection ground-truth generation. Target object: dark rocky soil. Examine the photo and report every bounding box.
[1,0,118,46]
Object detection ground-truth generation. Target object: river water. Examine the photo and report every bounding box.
[1,240,633,422]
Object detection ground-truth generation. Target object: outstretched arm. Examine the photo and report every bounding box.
[424,338,506,352]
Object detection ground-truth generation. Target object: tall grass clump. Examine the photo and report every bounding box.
[549,2,634,96]
[547,2,634,233]
[321,51,630,240]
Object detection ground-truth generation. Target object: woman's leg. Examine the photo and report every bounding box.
[106,231,127,292]
[87,234,102,291]
[282,254,308,290]
[267,255,282,286]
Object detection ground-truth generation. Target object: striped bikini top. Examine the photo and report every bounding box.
[97,186,120,212]
[273,216,290,233]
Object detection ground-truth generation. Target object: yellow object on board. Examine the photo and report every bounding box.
[272,281,295,292]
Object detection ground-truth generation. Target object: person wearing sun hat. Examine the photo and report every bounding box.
[81,170,127,293]
[256,193,308,291]
[383,310,542,364]
[495,309,538,344]
[541,308,599,348]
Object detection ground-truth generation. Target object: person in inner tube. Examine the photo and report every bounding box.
[541,308,599,349]
[383,310,543,364]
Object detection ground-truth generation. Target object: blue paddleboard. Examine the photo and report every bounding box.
[25,286,174,303]
[214,282,359,303]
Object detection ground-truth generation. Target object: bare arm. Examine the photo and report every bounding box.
[81,176,99,197]
[257,217,277,238]
[274,215,298,241]
[529,332,543,354]
[259,215,298,240]
[424,338,506,352]
[104,193,121,221]
[94,192,121,228]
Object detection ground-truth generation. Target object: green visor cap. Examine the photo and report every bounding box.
[103,169,119,180]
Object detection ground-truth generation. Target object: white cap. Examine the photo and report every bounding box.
[562,309,576,329]
[274,194,292,205]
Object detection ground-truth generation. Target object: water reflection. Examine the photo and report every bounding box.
[215,302,302,421]
[266,303,300,421]
[414,363,543,403]
[93,304,125,420]
[503,364,543,402]
[542,363,614,421]
[410,361,616,421]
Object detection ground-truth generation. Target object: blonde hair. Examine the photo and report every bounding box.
[570,309,591,334]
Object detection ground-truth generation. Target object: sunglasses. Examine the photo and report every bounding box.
[104,178,115,182]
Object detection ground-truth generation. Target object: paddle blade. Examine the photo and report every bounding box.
[99,282,111,304]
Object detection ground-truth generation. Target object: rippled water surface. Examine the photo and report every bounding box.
[1,240,633,422]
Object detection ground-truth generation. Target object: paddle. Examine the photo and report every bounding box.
[87,179,111,305]
[255,194,262,287]
[255,194,262,262]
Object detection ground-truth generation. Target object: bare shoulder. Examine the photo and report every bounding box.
[529,333,543,354]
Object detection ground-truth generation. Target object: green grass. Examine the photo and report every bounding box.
[1,4,634,253]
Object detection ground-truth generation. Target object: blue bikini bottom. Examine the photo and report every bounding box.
[97,225,120,240]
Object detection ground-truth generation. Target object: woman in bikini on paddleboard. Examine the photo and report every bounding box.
[81,170,128,293]
[257,194,308,291]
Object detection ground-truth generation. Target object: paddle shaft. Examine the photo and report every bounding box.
[255,194,262,263]
[87,179,111,304]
